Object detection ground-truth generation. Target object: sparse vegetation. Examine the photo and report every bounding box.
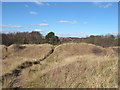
[60,34,119,47]
[1,1,118,89]
[1,43,118,88]
[85,35,118,47]
[0,31,119,88]
[1,31,44,46]
[92,47,102,54]
[13,44,26,51]
[45,32,60,45]
[1,31,119,47]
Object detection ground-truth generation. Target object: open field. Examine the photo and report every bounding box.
[1,43,118,88]
[1,1,118,89]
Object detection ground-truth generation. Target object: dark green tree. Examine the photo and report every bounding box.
[50,36,60,45]
[45,32,60,45]
[45,32,55,42]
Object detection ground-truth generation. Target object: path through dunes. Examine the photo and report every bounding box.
[25,55,117,88]
[2,44,54,75]
[1,43,118,88]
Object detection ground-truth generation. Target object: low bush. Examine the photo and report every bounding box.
[92,47,102,54]
[13,44,26,51]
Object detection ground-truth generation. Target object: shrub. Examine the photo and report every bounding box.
[92,47,102,54]
[45,32,60,45]
[13,44,26,51]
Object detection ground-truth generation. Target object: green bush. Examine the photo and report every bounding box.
[92,47,102,54]
[45,32,60,45]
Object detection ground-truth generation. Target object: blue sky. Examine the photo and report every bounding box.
[2,2,118,37]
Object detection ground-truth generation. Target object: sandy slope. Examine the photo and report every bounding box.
[1,43,118,88]
[2,44,54,75]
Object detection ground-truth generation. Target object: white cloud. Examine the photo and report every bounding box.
[57,32,84,37]
[101,32,119,35]
[113,32,120,34]
[25,5,29,7]
[71,21,77,24]
[39,24,49,26]
[57,33,71,36]
[1,25,23,28]
[58,20,77,24]
[93,2,101,5]
[29,24,35,25]
[83,21,88,24]
[29,11,38,15]
[33,1,51,6]
[59,21,69,23]
[46,3,50,6]
[93,2,112,8]
[99,3,112,8]
[75,32,84,34]
[34,29,43,32]
[33,1,44,5]
[104,32,120,35]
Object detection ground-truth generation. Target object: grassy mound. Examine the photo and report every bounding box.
[25,55,117,88]
[1,43,118,88]
[2,44,54,75]
[44,43,115,63]
[0,45,7,59]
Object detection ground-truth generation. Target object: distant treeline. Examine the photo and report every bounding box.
[1,31,60,46]
[85,35,119,47]
[61,35,119,47]
[0,31,119,47]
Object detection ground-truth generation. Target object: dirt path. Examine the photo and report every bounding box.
[1,47,55,88]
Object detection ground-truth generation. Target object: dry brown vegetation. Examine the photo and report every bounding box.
[1,43,118,88]
[1,44,54,75]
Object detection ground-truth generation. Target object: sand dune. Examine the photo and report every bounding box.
[1,43,118,88]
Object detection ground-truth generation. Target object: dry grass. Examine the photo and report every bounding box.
[2,44,53,75]
[1,43,118,88]
[17,55,118,88]
[0,45,7,59]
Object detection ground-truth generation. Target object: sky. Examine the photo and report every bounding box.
[1,2,118,37]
